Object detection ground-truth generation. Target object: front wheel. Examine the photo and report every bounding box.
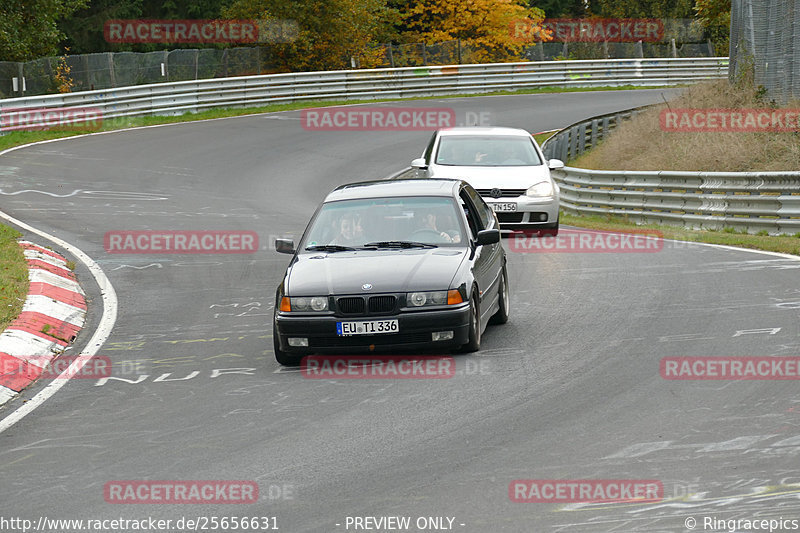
[460,295,481,353]
[490,266,509,325]
[540,217,559,237]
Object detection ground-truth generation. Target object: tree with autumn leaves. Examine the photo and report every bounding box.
[401,0,550,63]
[222,0,548,70]
[3,0,733,69]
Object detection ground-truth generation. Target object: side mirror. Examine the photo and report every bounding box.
[411,158,428,170]
[275,238,295,254]
[476,229,500,246]
[548,158,565,170]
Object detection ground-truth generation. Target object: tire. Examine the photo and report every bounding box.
[540,217,559,237]
[273,320,303,366]
[460,294,481,353]
[489,266,509,325]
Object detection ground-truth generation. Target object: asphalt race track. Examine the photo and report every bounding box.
[2,89,800,532]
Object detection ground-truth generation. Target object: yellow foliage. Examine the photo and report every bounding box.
[402,0,551,62]
[54,49,74,93]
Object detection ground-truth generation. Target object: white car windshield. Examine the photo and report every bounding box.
[435,135,543,166]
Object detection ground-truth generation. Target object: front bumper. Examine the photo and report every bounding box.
[275,304,471,354]
[485,196,559,230]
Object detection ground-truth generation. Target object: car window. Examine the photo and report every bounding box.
[422,131,437,164]
[300,195,466,248]
[458,189,482,239]
[465,186,494,229]
[435,135,543,166]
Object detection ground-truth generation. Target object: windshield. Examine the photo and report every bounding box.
[435,135,543,166]
[300,196,466,249]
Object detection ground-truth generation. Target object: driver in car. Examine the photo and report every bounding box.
[417,210,461,243]
[330,213,363,246]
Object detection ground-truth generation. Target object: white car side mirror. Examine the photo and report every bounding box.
[411,158,428,170]
[548,159,565,170]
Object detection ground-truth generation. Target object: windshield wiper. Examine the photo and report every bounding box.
[305,244,357,252]
[363,241,438,249]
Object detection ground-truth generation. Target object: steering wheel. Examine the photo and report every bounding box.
[409,228,446,242]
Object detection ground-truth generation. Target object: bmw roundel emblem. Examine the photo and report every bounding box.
[362,283,373,291]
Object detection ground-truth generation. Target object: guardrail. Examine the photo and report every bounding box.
[541,107,800,235]
[0,57,727,130]
[541,105,652,162]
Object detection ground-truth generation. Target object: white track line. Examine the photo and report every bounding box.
[0,210,118,434]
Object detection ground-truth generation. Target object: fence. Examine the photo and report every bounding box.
[729,0,800,104]
[1,35,720,99]
[541,106,800,235]
[0,58,729,131]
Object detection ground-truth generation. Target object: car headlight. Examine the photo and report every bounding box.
[407,290,463,307]
[526,180,554,197]
[280,296,329,312]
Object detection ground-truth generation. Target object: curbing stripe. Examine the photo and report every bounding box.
[0,240,88,407]
[20,241,64,260]
[20,295,85,326]
[5,324,68,347]
[26,259,75,280]
[0,330,62,364]
[23,248,69,268]
[8,311,81,341]
[29,269,85,295]
[0,352,44,392]
[27,282,87,309]
[0,386,15,405]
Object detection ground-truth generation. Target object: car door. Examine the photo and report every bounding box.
[459,185,504,327]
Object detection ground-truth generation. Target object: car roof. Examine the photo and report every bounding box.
[326,179,462,202]
[436,126,532,137]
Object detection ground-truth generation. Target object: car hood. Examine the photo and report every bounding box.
[429,164,552,189]
[286,248,467,295]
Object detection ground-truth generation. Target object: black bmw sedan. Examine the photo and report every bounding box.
[272,178,509,366]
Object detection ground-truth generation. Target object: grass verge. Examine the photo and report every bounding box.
[571,79,800,171]
[0,84,671,153]
[561,212,800,256]
[0,225,28,332]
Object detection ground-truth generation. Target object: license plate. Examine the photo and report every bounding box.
[337,320,399,336]
[490,202,517,212]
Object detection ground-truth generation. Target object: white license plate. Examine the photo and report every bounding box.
[490,202,517,212]
[337,320,399,336]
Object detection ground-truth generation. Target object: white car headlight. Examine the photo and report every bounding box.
[526,180,555,197]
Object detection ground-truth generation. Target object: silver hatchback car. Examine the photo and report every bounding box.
[412,127,563,235]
